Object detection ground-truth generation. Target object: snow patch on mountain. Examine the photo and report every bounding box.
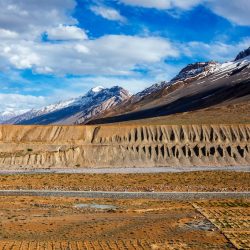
[90,86,105,93]
[212,55,250,78]
[171,62,220,82]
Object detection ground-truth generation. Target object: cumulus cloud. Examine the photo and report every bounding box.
[0,93,46,112]
[0,0,179,76]
[206,0,250,26]
[119,0,250,26]
[90,5,126,22]
[183,37,250,62]
[46,25,88,41]
[0,0,77,38]
[0,41,40,70]
[0,35,179,75]
[119,0,203,10]
[0,28,18,39]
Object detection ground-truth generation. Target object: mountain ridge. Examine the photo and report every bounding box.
[87,48,250,125]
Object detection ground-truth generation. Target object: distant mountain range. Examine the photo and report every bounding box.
[3,86,130,125]
[1,46,249,125]
[0,110,28,123]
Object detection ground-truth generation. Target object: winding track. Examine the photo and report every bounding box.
[0,190,249,200]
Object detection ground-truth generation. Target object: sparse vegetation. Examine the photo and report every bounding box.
[0,196,248,248]
[0,171,249,192]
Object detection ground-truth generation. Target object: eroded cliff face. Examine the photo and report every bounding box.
[0,124,249,169]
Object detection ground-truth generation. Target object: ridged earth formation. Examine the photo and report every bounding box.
[0,124,249,169]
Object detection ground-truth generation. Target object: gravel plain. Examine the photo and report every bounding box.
[0,190,250,200]
[0,166,249,175]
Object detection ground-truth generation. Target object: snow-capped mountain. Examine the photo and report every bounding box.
[130,62,220,104]
[128,52,249,106]
[88,46,250,124]
[4,86,131,125]
[93,61,222,118]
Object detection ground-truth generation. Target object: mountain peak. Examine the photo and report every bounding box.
[235,47,250,61]
[91,86,105,93]
[86,86,106,97]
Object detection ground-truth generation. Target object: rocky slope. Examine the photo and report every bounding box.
[4,86,131,125]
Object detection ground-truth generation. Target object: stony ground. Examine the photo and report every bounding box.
[1,196,249,249]
[0,171,249,192]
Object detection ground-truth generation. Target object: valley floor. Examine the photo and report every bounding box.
[0,171,249,192]
[0,169,249,249]
[0,196,249,249]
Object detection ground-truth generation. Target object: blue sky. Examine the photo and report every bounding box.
[0,0,249,112]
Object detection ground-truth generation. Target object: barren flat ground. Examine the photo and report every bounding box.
[0,171,249,192]
[0,196,250,249]
[0,171,249,249]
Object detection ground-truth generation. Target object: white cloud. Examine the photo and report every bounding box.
[206,0,250,26]
[119,0,203,10]
[46,25,88,41]
[0,0,77,39]
[0,0,179,77]
[0,28,18,39]
[183,37,250,62]
[55,76,155,97]
[0,42,40,69]
[0,35,179,75]
[0,93,46,112]
[120,0,250,26]
[90,5,126,22]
